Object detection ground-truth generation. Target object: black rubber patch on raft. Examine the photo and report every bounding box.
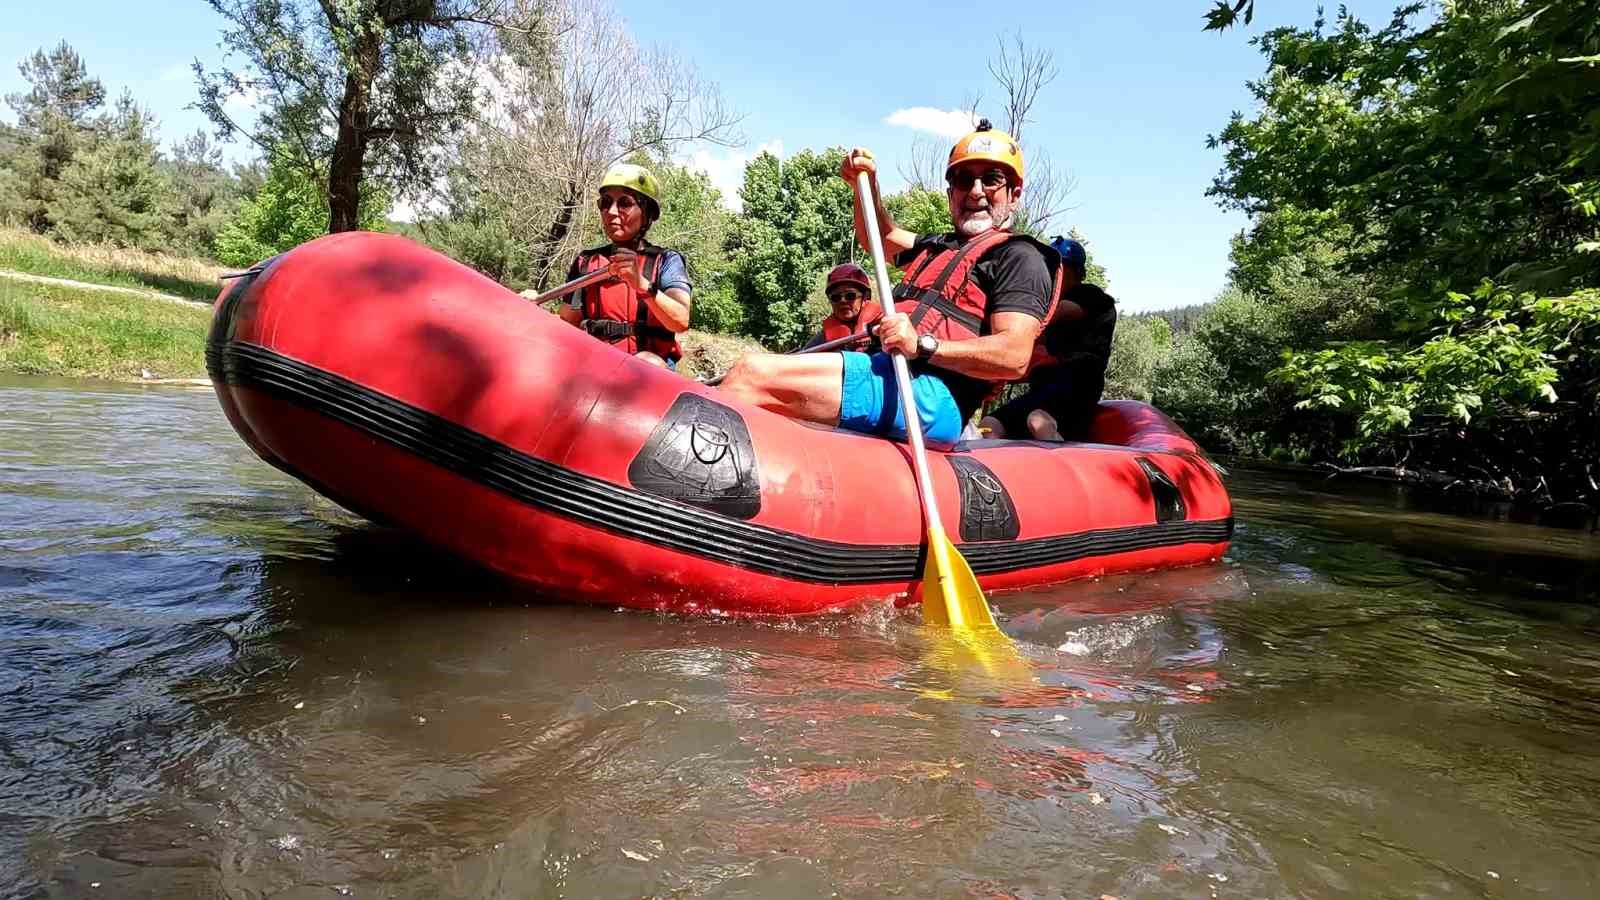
[947,455,1019,542]
[212,342,1233,584]
[1137,457,1187,523]
[628,393,761,520]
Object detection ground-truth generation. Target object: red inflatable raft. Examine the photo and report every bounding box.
[207,233,1232,616]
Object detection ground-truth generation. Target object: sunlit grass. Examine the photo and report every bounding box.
[0,279,209,379]
[0,227,228,302]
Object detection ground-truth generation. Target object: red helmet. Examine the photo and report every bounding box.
[826,263,871,293]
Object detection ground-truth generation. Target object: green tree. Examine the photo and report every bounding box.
[197,0,494,233]
[886,187,952,238]
[1206,0,1600,502]
[46,94,173,249]
[164,130,243,255]
[1,41,106,232]
[1202,0,1257,32]
[413,153,531,287]
[647,162,739,333]
[726,148,858,347]
[1103,314,1166,402]
[214,150,388,266]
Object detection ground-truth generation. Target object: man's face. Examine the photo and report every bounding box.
[827,284,867,323]
[946,162,1020,238]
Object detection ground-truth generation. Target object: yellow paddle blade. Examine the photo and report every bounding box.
[918,525,1002,635]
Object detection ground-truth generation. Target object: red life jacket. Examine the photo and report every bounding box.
[820,300,884,343]
[890,230,1061,391]
[573,242,683,361]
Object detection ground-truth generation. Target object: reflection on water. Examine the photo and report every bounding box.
[3,376,1599,898]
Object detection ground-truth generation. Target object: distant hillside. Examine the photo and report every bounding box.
[1143,302,1211,335]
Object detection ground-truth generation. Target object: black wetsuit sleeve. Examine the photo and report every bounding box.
[1044,284,1118,366]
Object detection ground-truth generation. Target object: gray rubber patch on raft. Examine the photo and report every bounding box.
[628,392,761,520]
[947,455,1020,542]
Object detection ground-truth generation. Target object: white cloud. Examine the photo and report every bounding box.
[683,139,784,213]
[159,64,190,83]
[885,107,977,139]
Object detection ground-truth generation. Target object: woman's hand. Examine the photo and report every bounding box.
[607,248,653,294]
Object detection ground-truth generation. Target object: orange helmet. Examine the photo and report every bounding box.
[946,118,1023,184]
[826,263,871,293]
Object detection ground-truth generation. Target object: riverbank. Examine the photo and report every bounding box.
[0,279,211,379]
[0,227,227,302]
[0,270,763,382]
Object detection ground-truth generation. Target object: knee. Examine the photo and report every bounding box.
[1026,409,1058,439]
[978,415,1006,439]
[718,353,771,397]
[634,351,668,369]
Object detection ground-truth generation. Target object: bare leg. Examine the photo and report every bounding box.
[978,415,1007,438]
[1026,408,1064,441]
[718,352,845,424]
[634,350,669,368]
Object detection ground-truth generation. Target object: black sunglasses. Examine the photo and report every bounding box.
[597,194,639,212]
[946,168,1009,192]
[827,289,864,303]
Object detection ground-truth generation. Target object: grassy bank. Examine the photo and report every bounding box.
[0,275,762,383]
[0,228,227,302]
[0,279,209,379]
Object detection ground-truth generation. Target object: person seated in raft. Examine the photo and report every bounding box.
[803,263,884,350]
[559,163,692,369]
[719,120,1056,445]
[979,237,1118,441]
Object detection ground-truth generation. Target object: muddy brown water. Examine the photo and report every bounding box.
[3,376,1599,899]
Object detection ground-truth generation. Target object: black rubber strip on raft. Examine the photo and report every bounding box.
[212,341,1234,584]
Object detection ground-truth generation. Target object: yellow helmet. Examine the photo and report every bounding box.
[599,163,662,210]
[946,119,1024,184]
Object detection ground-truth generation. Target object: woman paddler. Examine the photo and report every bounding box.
[558,163,692,369]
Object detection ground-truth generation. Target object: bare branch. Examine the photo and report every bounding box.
[987,31,1057,144]
[459,0,742,280]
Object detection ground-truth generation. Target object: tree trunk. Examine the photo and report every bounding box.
[536,176,580,286]
[327,33,381,233]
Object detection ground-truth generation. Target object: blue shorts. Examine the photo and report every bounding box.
[838,351,963,445]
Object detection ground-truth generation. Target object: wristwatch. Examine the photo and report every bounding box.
[915,333,939,361]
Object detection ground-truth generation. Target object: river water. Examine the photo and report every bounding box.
[3,377,1599,899]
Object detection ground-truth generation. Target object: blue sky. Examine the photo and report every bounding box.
[1,0,1406,312]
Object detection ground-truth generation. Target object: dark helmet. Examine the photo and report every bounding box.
[1051,236,1087,278]
[825,263,872,294]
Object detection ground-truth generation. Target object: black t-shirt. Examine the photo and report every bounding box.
[892,232,1052,418]
[1035,281,1117,392]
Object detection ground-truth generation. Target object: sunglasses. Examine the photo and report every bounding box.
[946,168,1010,192]
[827,289,864,303]
[597,194,640,212]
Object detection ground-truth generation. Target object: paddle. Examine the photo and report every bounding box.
[699,330,871,387]
[853,172,1008,639]
[519,268,615,306]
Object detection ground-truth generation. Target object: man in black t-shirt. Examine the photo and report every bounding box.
[980,237,1117,441]
[719,121,1053,446]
